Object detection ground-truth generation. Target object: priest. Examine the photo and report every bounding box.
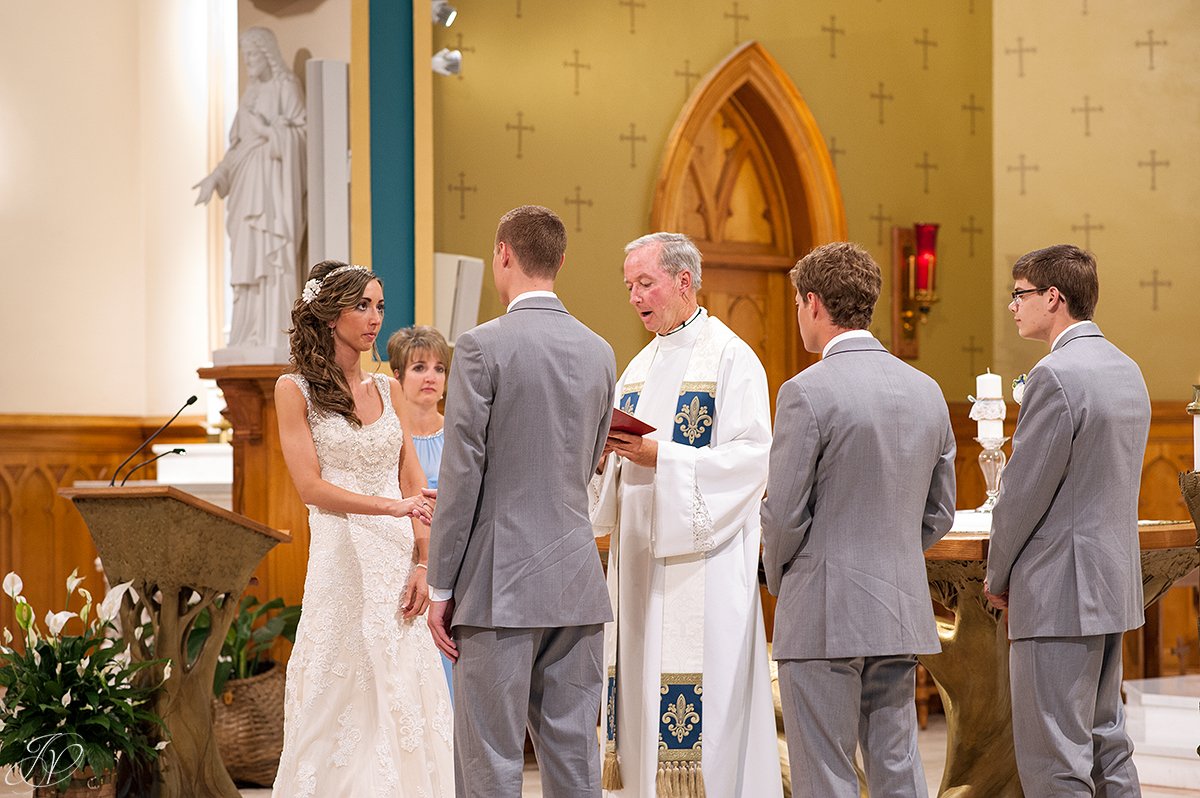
[590,232,782,798]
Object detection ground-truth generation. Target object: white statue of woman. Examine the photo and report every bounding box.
[195,27,306,362]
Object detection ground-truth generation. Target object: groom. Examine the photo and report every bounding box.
[427,205,617,797]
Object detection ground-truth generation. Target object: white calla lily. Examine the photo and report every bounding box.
[2,572,22,598]
[65,568,84,596]
[97,580,134,624]
[45,610,77,637]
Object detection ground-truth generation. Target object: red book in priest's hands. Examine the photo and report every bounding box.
[608,407,655,437]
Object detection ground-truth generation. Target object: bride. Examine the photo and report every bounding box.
[272,260,453,797]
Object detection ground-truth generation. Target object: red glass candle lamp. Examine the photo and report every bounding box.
[890,222,942,360]
[912,222,940,314]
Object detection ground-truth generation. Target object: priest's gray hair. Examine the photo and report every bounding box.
[624,232,703,292]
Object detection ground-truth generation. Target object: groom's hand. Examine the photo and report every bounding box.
[427,598,459,662]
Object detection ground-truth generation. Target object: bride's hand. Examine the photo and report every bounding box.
[389,497,433,525]
[402,564,429,619]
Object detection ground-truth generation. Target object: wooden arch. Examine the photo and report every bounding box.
[650,42,847,397]
[652,41,846,260]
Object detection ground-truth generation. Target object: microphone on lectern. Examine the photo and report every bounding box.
[110,396,198,486]
[120,448,186,487]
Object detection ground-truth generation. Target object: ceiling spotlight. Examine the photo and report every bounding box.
[432,1,457,27]
[432,48,462,77]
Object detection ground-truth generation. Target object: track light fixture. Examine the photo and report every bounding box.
[432,1,457,27]
[431,48,462,77]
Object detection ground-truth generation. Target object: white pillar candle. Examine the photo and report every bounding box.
[978,419,1004,440]
[975,370,1002,399]
[1193,412,1199,471]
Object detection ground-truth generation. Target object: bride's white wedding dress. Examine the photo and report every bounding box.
[273,373,453,798]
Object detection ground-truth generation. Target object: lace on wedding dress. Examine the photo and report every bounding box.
[273,373,453,798]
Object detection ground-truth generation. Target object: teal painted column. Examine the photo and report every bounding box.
[369,0,415,332]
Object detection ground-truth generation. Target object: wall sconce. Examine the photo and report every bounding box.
[432,47,462,76]
[890,222,940,360]
[432,1,458,27]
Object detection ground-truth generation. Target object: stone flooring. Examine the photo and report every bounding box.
[234,715,1197,798]
[2,717,1193,796]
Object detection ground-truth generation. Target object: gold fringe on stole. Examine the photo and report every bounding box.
[655,760,706,797]
[601,747,623,790]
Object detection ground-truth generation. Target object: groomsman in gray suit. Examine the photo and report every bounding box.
[427,205,617,797]
[761,242,956,798]
[985,245,1150,797]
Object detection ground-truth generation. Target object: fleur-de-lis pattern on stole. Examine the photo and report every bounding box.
[658,674,702,757]
[672,382,716,447]
[619,383,643,415]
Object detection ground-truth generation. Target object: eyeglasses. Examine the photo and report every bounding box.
[1009,286,1049,307]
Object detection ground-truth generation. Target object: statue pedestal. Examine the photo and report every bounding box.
[212,345,290,366]
[197,365,310,637]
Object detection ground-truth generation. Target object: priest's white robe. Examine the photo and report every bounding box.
[592,310,782,798]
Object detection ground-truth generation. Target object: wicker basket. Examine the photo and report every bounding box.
[212,662,286,787]
[32,768,115,797]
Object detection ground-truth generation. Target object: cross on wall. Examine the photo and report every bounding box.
[1139,269,1172,311]
[915,151,938,194]
[724,1,749,44]
[618,0,646,34]
[1135,29,1167,70]
[961,215,983,257]
[1070,213,1104,250]
[1007,154,1038,196]
[1138,149,1169,190]
[448,172,477,220]
[675,59,701,96]
[620,123,647,169]
[914,28,938,70]
[564,186,593,232]
[869,203,892,246]
[821,15,845,59]
[961,93,984,136]
[827,136,846,170]
[563,49,591,96]
[962,336,984,375]
[505,111,534,159]
[870,82,894,125]
[1005,36,1037,78]
[1070,95,1104,137]
[451,33,474,80]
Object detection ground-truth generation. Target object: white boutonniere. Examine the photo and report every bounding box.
[1012,373,1028,405]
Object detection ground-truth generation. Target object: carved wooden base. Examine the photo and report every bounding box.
[920,543,1199,798]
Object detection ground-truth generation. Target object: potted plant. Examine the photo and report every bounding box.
[0,571,168,796]
[187,594,299,786]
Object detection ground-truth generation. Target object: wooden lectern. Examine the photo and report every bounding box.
[59,485,289,798]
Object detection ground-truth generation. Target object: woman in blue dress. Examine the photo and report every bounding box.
[387,325,453,698]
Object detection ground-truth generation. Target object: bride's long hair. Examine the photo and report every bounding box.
[288,260,383,427]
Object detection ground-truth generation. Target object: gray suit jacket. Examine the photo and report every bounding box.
[986,322,1150,640]
[429,295,617,628]
[761,336,956,660]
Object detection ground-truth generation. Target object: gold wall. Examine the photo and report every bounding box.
[433,0,994,399]
[993,1,1199,401]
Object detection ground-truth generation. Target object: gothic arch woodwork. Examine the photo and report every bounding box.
[652,42,847,409]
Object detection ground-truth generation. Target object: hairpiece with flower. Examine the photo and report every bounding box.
[301,264,371,305]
